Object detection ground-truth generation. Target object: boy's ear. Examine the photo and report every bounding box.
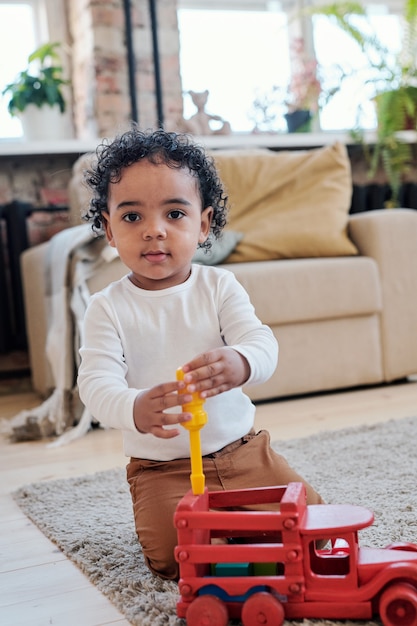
[199,206,213,243]
[102,212,116,247]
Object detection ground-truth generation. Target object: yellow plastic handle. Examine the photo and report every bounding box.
[177,368,207,494]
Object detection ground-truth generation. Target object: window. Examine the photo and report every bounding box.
[309,539,351,576]
[177,1,403,133]
[177,6,290,133]
[314,9,402,131]
[0,1,46,139]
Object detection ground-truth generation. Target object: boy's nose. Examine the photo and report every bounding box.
[143,220,167,239]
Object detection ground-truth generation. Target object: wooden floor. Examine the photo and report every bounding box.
[1,375,417,625]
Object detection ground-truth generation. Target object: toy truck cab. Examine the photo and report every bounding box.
[299,503,417,622]
[174,482,417,626]
[300,503,371,589]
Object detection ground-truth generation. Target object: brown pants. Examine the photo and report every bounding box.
[126,429,323,580]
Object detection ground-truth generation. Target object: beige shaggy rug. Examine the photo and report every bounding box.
[13,416,417,626]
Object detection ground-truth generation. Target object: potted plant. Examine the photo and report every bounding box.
[2,41,70,140]
[248,38,340,134]
[307,0,417,205]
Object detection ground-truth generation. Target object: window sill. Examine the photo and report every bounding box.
[0,138,100,157]
[1,130,415,157]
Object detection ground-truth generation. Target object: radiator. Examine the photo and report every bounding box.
[351,182,417,212]
[0,202,69,354]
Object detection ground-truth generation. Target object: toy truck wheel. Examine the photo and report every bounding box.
[185,595,228,626]
[379,582,417,626]
[241,591,285,626]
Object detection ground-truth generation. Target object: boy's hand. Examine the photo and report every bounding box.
[133,381,192,438]
[181,347,250,399]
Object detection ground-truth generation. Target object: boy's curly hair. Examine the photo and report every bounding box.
[84,127,229,250]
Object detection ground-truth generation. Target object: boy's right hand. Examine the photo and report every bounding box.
[133,381,193,438]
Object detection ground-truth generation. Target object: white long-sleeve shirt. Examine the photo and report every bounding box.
[78,264,278,460]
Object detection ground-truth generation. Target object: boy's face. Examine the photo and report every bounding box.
[103,160,213,290]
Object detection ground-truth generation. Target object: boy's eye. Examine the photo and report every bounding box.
[168,209,185,220]
[123,213,140,223]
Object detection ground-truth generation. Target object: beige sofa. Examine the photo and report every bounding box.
[21,143,417,408]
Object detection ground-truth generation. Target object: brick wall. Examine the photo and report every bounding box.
[0,155,74,207]
[67,0,184,138]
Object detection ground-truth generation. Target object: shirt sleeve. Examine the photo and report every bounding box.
[77,294,140,432]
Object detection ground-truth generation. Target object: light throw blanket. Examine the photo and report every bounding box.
[4,225,109,445]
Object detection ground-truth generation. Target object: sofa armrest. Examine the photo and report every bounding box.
[21,242,53,396]
[348,208,417,380]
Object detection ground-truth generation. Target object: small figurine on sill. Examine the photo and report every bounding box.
[178,90,231,136]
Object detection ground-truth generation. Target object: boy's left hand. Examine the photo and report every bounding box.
[181,347,250,398]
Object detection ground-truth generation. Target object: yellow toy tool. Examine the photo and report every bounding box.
[177,368,208,495]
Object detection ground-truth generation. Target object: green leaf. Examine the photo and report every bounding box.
[1,42,69,115]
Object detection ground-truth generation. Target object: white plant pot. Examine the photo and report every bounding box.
[19,104,69,141]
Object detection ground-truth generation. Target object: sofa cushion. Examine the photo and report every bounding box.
[212,142,358,263]
[223,257,382,326]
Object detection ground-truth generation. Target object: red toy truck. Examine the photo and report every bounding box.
[174,482,417,625]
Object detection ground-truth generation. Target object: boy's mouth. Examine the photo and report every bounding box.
[143,250,168,263]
